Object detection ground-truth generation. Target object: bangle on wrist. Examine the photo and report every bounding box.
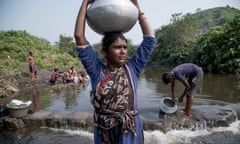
[138,12,144,19]
[138,13,146,22]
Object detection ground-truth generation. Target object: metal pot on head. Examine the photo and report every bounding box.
[87,0,138,34]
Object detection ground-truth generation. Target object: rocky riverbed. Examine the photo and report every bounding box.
[0,70,51,99]
[1,103,240,132]
[1,70,240,134]
[0,70,51,118]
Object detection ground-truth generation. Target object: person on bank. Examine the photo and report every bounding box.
[74,0,157,143]
[27,51,37,80]
[162,63,204,118]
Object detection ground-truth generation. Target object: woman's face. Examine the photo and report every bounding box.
[106,37,128,68]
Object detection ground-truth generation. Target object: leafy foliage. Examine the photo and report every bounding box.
[150,6,240,74]
[151,13,196,66]
[1,7,239,75]
[56,35,77,57]
[194,14,240,74]
[0,30,81,74]
[193,6,240,32]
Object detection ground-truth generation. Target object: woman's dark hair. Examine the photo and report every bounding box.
[101,31,128,53]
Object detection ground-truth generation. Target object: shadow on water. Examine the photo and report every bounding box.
[1,66,240,144]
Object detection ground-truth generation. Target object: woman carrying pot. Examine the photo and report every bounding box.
[74,0,157,143]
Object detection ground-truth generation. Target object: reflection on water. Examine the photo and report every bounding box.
[16,82,93,113]
[32,85,40,111]
[143,66,240,103]
[2,66,240,144]
[15,66,240,113]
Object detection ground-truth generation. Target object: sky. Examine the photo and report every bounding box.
[0,0,239,45]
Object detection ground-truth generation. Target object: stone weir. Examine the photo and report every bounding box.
[0,104,240,133]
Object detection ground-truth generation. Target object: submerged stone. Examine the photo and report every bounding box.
[0,104,239,133]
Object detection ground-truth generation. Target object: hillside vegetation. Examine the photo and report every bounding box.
[0,6,239,75]
[0,31,81,75]
[151,6,240,74]
[194,6,239,30]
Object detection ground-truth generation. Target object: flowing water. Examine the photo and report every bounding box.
[1,66,240,144]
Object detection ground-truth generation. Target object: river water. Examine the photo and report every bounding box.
[1,66,240,144]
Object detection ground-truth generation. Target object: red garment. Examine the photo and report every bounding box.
[28,56,36,72]
[50,71,58,81]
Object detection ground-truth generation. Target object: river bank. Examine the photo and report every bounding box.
[1,68,240,143]
[0,69,52,117]
[0,69,51,98]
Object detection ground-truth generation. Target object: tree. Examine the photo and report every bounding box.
[150,13,196,65]
[57,35,76,57]
[194,14,240,74]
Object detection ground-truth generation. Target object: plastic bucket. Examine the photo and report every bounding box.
[7,105,29,118]
[159,97,177,114]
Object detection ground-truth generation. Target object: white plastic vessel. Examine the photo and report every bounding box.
[159,97,177,114]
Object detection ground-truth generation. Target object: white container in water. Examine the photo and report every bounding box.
[159,97,177,114]
[87,0,138,34]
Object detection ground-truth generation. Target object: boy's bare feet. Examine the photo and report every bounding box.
[178,110,192,119]
[180,113,192,119]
